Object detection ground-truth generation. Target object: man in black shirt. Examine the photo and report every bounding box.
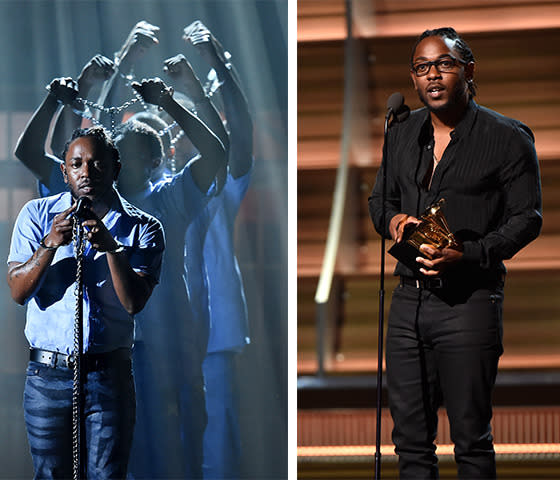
[369,28,542,479]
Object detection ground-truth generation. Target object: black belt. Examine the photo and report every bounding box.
[30,348,130,370]
[400,273,504,291]
[400,276,444,290]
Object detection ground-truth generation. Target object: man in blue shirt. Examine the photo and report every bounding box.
[7,126,165,479]
[181,22,253,479]
[14,73,228,479]
[109,77,228,479]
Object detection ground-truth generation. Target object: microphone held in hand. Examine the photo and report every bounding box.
[75,197,95,221]
[386,92,410,124]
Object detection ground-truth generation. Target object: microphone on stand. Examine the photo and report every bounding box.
[385,92,410,127]
[375,92,409,480]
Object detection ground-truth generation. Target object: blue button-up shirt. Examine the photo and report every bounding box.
[184,166,252,354]
[8,191,165,355]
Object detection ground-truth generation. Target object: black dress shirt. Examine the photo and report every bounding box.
[369,99,542,280]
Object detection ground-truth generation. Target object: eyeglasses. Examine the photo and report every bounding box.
[411,56,467,77]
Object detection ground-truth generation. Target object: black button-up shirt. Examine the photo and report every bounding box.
[369,99,542,279]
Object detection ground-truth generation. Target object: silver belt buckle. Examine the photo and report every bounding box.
[66,354,75,369]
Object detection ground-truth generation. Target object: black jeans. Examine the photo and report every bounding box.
[386,282,504,480]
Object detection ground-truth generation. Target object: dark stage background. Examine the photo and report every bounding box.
[0,1,287,478]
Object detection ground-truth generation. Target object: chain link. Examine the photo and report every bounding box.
[76,95,141,116]
[73,96,180,141]
[156,120,179,137]
[72,218,87,480]
[171,128,185,147]
[71,85,185,175]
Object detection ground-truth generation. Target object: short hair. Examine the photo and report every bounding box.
[113,119,164,161]
[411,27,477,97]
[62,126,120,166]
[128,110,172,153]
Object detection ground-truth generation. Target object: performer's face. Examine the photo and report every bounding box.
[410,35,473,113]
[61,136,119,202]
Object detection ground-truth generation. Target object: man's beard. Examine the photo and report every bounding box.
[417,84,466,113]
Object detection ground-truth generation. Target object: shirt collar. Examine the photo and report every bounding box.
[452,98,478,139]
[49,192,73,214]
[102,190,132,231]
[419,97,478,143]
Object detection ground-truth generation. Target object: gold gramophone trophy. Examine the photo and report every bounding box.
[388,199,461,274]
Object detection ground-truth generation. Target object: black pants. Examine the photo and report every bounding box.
[386,282,504,480]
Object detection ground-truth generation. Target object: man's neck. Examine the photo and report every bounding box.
[430,99,469,133]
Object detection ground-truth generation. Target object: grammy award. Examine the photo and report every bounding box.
[388,199,461,274]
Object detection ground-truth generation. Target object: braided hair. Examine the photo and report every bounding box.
[62,126,120,168]
[411,27,477,97]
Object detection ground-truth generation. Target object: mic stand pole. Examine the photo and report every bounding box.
[375,111,393,480]
[72,217,86,480]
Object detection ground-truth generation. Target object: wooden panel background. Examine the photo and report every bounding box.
[297,1,560,374]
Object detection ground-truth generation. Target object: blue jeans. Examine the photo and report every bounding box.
[23,356,135,479]
[387,283,503,480]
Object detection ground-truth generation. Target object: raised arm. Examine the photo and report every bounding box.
[163,54,229,149]
[131,77,228,193]
[184,21,253,178]
[97,21,160,126]
[51,55,115,157]
[14,77,78,187]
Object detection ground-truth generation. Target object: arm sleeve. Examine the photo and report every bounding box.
[462,124,543,268]
[7,201,43,264]
[224,162,252,212]
[368,127,403,239]
[154,159,216,225]
[38,162,68,197]
[128,217,165,284]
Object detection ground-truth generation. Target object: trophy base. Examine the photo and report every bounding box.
[388,241,428,276]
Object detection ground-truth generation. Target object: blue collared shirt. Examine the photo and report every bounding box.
[8,191,165,355]
[184,165,252,354]
[126,160,217,371]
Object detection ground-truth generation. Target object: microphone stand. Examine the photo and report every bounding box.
[375,108,394,480]
[72,216,86,480]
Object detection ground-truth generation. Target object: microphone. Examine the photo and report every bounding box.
[75,197,95,220]
[386,92,410,124]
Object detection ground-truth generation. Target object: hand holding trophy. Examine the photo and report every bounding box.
[388,199,461,275]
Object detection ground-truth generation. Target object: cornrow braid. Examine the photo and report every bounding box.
[62,126,120,167]
[411,27,477,97]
